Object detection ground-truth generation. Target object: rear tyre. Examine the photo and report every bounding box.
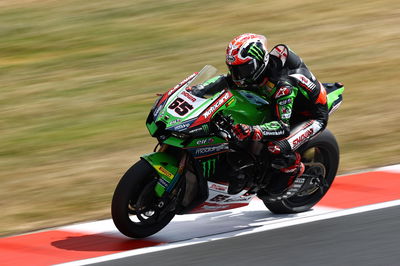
[263,128,339,214]
[111,160,175,238]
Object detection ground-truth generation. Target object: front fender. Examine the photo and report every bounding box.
[141,152,180,197]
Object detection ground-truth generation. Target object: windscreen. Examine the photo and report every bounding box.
[187,65,218,87]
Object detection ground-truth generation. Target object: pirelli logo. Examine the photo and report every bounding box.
[156,165,174,179]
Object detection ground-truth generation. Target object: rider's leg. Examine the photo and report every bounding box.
[266,120,323,197]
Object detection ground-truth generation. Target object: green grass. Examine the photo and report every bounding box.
[0,0,399,236]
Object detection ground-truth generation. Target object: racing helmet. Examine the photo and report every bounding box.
[226,33,269,86]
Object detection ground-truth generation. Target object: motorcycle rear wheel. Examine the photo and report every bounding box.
[111,159,176,238]
[263,128,339,214]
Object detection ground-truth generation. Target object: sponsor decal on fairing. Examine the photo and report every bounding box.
[166,118,196,131]
[182,91,197,102]
[193,143,229,157]
[157,177,170,188]
[202,158,217,177]
[189,91,233,128]
[201,204,228,210]
[209,182,228,192]
[202,92,231,119]
[153,104,164,118]
[169,73,197,95]
[167,90,207,119]
[172,122,191,131]
[157,73,198,108]
[196,138,215,145]
[188,127,203,134]
[156,165,174,179]
[225,195,254,202]
[169,118,181,125]
[210,194,230,202]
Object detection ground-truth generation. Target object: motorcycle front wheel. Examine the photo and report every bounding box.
[263,128,339,214]
[111,159,176,238]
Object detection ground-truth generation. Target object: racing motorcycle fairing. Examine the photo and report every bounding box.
[141,152,179,197]
[143,65,345,214]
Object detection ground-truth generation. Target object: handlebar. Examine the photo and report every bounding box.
[211,112,236,142]
[211,112,258,162]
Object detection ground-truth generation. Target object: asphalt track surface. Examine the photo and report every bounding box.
[92,205,400,266]
[1,165,400,266]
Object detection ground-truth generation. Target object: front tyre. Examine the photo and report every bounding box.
[111,160,175,238]
[263,128,339,214]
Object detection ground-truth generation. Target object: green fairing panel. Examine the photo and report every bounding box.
[163,136,185,147]
[223,89,273,125]
[327,86,344,110]
[141,152,179,197]
[146,121,158,136]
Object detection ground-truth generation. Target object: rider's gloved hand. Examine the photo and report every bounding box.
[232,124,262,141]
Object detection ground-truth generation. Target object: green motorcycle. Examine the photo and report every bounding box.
[111,65,344,238]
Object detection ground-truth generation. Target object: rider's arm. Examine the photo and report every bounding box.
[190,75,231,97]
[253,82,295,140]
[255,80,329,141]
[231,81,295,141]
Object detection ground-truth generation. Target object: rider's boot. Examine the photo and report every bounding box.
[228,173,248,195]
[264,152,306,201]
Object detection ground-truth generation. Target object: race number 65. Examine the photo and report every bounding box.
[168,97,193,116]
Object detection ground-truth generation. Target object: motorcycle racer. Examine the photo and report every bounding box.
[204,33,329,199]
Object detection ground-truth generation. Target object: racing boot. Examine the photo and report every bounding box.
[296,162,327,197]
[263,152,306,201]
[228,173,248,195]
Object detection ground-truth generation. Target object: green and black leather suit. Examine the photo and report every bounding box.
[199,44,329,192]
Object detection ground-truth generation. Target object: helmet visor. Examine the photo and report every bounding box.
[229,60,258,83]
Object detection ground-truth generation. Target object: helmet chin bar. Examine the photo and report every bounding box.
[233,78,247,87]
[252,62,266,81]
[253,53,270,81]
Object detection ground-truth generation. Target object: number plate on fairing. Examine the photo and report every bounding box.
[167,90,207,118]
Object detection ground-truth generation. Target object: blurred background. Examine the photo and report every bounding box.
[0,0,399,236]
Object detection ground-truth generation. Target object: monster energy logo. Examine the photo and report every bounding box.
[248,45,265,61]
[202,124,209,133]
[202,159,216,178]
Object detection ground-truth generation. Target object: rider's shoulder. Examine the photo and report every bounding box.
[270,44,302,69]
[272,80,295,99]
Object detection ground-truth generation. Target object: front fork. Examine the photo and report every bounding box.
[141,144,211,214]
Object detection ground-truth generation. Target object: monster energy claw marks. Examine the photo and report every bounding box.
[202,158,216,177]
[248,44,265,61]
